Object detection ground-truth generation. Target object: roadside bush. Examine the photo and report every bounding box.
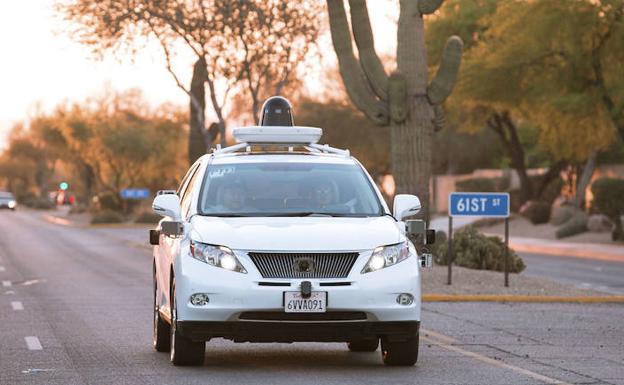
[435,226,525,273]
[591,178,624,240]
[555,212,588,239]
[519,200,551,224]
[90,210,124,224]
[21,196,55,210]
[97,192,123,211]
[134,211,161,224]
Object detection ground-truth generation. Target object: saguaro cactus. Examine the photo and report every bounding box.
[327,0,463,220]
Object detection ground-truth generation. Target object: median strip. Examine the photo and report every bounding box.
[423,294,624,303]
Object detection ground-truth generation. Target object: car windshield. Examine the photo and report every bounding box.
[198,162,383,217]
[0,192,14,199]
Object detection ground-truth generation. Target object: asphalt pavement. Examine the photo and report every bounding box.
[0,209,623,385]
[520,252,624,295]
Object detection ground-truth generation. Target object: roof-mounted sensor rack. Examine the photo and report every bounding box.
[212,126,350,157]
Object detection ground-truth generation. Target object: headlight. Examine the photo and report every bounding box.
[362,241,410,273]
[190,242,247,274]
[8,200,16,208]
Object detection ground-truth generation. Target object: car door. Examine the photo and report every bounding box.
[157,161,202,314]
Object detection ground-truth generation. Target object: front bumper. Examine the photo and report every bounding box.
[177,320,420,343]
[175,249,422,323]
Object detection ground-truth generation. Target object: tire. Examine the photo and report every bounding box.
[347,339,379,352]
[381,333,419,366]
[169,278,205,366]
[153,273,171,352]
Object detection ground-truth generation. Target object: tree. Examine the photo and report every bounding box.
[326,0,463,220]
[60,0,322,164]
[454,0,624,206]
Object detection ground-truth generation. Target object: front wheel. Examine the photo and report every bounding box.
[153,274,170,352]
[381,333,419,366]
[169,278,205,366]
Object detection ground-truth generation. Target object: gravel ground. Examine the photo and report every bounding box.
[421,264,612,296]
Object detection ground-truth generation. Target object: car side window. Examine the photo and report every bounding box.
[180,164,202,219]
[177,162,200,199]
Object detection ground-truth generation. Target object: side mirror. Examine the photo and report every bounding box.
[152,193,181,220]
[393,194,421,221]
[161,221,184,237]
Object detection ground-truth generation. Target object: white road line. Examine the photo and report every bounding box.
[0,266,5,272]
[11,301,24,310]
[2,280,11,287]
[24,336,43,350]
[421,334,574,385]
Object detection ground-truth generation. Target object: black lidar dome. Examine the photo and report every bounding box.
[259,96,294,126]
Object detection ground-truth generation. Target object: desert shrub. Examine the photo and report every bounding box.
[555,212,588,239]
[22,196,55,210]
[97,192,123,211]
[134,211,161,224]
[591,178,624,240]
[436,226,525,273]
[91,209,124,224]
[550,205,576,226]
[519,200,551,224]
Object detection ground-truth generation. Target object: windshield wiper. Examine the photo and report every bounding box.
[264,212,344,217]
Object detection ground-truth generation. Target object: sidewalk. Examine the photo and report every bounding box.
[430,215,624,263]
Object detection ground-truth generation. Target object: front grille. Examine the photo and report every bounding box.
[248,252,359,279]
[239,311,367,321]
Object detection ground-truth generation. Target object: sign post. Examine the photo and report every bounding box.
[448,192,511,287]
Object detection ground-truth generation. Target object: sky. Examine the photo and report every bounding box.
[0,1,397,149]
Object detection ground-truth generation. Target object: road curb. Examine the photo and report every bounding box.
[423,294,624,303]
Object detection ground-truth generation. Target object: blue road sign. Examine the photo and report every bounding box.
[120,188,150,200]
[449,192,510,217]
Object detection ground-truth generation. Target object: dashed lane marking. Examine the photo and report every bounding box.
[11,301,24,310]
[421,328,573,385]
[2,280,11,287]
[24,337,42,350]
[0,266,5,272]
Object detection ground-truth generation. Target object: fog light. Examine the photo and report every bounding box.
[396,293,414,306]
[190,293,210,306]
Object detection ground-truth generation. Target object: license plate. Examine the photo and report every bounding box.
[284,291,327,313]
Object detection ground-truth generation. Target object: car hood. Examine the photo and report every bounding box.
[190,216,402,251]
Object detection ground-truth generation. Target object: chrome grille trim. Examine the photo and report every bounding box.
[248,252,359,279]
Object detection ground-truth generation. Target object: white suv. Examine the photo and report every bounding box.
[151,126,432,366]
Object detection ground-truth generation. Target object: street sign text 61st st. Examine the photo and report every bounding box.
[449,192,510,217]
[447,192,511,287]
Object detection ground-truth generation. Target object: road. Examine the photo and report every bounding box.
[1,209,623,385]
[520,252,624,295]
